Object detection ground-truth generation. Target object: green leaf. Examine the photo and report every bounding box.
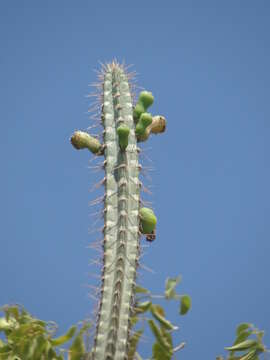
[50,325,77,346]
[239,349,257,360]
[160,327,173,349]
[5,307,19,322]
[234,330,253,346]
[180,295,191,315]
[150,305,176,331]
[152,342,172,360]
[148,320,172,354]
[77,321,91,340]
[32,336,47,359]
[0,318,15,331]
[129,316,138,328]
[128,329,143,360]
[134,285,149,294]
[69,334,85,360]
[165,275,182,299]
[0,344,11,354]
[225,339,258,351]
[236,323,253,336]
[135,301,152,314]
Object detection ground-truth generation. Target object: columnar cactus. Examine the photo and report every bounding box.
[71,61,166,360]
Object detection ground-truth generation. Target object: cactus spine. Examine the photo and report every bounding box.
[71,61,166,359]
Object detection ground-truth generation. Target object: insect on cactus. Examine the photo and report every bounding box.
[70,61,166,360]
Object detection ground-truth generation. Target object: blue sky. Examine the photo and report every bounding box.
[1,1,269,359]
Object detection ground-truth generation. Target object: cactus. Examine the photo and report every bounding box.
[71,61,166,359]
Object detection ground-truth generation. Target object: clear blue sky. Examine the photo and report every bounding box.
[1,1,269,359]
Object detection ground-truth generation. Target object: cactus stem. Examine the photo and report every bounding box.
[70,61,167,360]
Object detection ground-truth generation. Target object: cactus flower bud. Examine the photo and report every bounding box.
[133,103,145,122]
[139,207,157,235]
[117,124,130,151]
[135,113,152,138]
[140,113,153,127]
[138,91,154,109]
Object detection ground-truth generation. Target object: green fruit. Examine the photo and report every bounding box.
[117,124,130,151]
[70,131,102,154]
[139,207,157,234]
[135,123,145,136]
[139,91,154,109]
[140,113,152,127]
[133,102,145,121]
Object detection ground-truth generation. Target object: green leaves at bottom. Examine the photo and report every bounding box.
[152,342,172,360]
[69,334,85,360]
[225,339,258,352]
[165,275,182,299]
[180,295,192,315]
[128,329,143,360]
[50,325,77,346]
[148,319,173,359]
[150,305,176,331]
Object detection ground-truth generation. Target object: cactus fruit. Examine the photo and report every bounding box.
[133,91,167,141]
[150,115,166,134]
[71,61,166,359]
[139,207,157,235]
[117,124,130,151]
[135,112,153,137]
[133,102,145,122]
[139,91,154,109]
[133,91,154,122]
[136,115,167,142]
[70,131,103,155]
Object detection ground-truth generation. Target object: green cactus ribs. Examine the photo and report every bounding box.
[70,61,166,360]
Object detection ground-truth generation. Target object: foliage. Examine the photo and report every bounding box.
[217,323,268,360]
[0,305,90,360]
[0,275,190,360]
[130,275,191,359]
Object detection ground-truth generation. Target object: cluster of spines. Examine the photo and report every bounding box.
[70,61,166,360]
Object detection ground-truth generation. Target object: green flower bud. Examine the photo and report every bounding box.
[133,103,145,122]
[139,207,157,235]
[135,123,145,137]
[135,113,152,138]
[117,124,130,151]
[140,113,152,127]
[138,91,154,109]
